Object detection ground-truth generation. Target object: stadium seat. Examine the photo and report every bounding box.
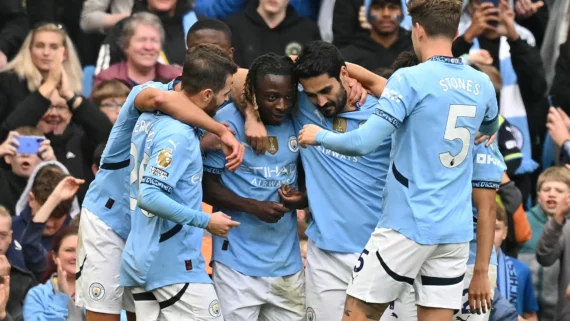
[82,65,95,97]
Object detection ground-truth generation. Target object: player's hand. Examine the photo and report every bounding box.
[207,212,240,237]
[515,0,543,19]
[201,123,236,151]
[464,2,500,41]
[468,269,492,314]
[358,5,372,30]
[52,176,85,202]
[219,129,244,172]
[278,185,308,209]
[346,77,367,106]
[0,275,9,320]
[298,124,324,148]
[0,256,10,277]
[244,115,268,155]
[474,132,496,146]
[38,139,56,161]
[0,131,19,158]
[249,201,289,223]
[547,107,570,147]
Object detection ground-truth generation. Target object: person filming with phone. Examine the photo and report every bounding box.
[0,127,56,216]
[452,0,547,209]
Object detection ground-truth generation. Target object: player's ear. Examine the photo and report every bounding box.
[229,47,235,57]
[339,66,349,80]
[202,89,213,102]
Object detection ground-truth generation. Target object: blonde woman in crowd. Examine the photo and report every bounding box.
[0,23,82,130]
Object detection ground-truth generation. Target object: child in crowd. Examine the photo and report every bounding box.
[495,202,539,321]
[90,80,130,124]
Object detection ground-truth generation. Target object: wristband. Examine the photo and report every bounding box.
[66,94,79,110]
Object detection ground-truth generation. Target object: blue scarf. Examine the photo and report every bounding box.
[458,14,539,175]
[497,249,518,305]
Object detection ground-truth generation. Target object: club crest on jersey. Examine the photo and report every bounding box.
[157,147,172,169]
[306,307,316,321]
[359,121,366,128]
[288,136,299,152]
[88,282,105,301]
[333,117,347,133]
[208,300,221,317]
[267,136,279,155]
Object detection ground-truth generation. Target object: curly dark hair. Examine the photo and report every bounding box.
[242,53,297,117]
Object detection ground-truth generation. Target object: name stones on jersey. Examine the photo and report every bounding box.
[157,147,173,169]
[333,117,347,133]
[267,136,279,155]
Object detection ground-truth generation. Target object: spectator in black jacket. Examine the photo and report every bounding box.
[551,40,570,116]
[0,0,28,69]
[225,0,321,68]
[340,0,412,71]
[332,0,368,48]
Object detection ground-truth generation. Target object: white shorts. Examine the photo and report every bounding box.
[380,264,498,321]
[212,262,305,321]
[347,228,469,310]
[305,239,360,321]
[75,208,134,314]
[131,283,222,321]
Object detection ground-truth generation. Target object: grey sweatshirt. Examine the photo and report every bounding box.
[80,0,134,33]
[536,215,570,321]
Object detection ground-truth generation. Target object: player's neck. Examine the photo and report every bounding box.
[418,39,453,62]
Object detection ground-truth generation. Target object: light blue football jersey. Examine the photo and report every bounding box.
[469,141,506,266]
[120,113,211,291]
[203,104,302,277]
[318,57,499,245]
[296,92,391,253]
[82,81,172,240]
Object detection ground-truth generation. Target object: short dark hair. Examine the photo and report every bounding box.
[293,41,346,81]
[181,43,238,95]
[392,50,420,70]
[407,0,462,39]
[373,67,395,78]
[186,18,232,45]
[31,165,72,219]
[93,143,105,168]
[243,53,297,107]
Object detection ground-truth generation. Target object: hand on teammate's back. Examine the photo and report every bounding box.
[207,212,240,237]
[248,201,289,223]
[201,123,236,151]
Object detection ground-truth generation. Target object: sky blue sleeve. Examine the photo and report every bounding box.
[138,132,210,229]
[479,79,499,135]
[203,149,226,174]
[472,141,506,189]
[314,70,415,156]
[23,286,69,321]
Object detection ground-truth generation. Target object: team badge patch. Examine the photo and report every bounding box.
[359,121,366,128]
[267,136,279,155]
[88,282,105,301]
[285,42,302,56]
[288,136,299,152]
[333,117,347,133]
[157,147,173,169]
[306,307,316,321]
[208,300,221,317]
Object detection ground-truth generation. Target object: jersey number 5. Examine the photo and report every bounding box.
[439,104,476,169]
[130,143,154,218]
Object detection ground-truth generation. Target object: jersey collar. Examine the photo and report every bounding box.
[427,56,463,65]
